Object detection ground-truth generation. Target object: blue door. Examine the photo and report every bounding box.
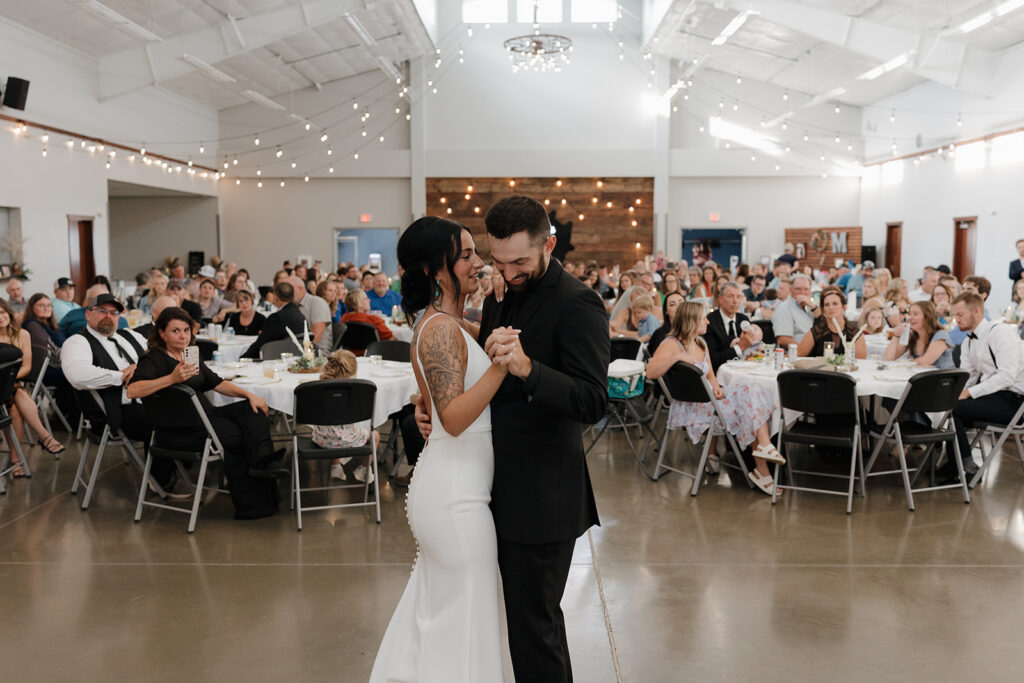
[335,228,399,274]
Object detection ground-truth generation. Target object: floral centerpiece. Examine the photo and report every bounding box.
[287,355,327,374]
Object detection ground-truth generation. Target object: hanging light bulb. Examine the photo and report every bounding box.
[280,181,285,187]
[329,166,334,174]
[834,103,841,114]
[42,145,47,158]
[253,134,260,145]
[305,120,311,131]
[199,142,205,154]
[957,113,963,127]
[140,145,146,156]
[233,157,238,166]
[275,146,283,158]
[235,179,241,186]
[320,131,328,142]
[354,153,359,160]
[304,176,310,182]
[257,181,263,188]
[835,133,841,144]
[256,166,262,176]
[783,91,789,101]
[890,109,896,124]
[291,160,297,168]
[223,159,229,169]
[327,148,333,156]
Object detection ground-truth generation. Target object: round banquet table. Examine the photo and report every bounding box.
[196,334,259,363]
[717,359,936,431]
[206,356,417,427]
[385,321,413,343]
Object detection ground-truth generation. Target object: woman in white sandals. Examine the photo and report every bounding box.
[647,301,785,495]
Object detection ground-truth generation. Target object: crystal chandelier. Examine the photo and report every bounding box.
[503,2,572,73]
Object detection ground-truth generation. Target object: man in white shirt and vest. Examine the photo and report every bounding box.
[62,293,186,497]
[946,291,1024,484]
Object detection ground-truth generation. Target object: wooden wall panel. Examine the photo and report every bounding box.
[425,177,654,267]
[783,227,862,268]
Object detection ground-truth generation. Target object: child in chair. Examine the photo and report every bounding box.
[312,349,379,483]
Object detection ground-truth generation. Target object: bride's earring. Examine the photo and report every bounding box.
[434,278,443,304]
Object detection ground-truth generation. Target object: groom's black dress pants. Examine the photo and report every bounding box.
[498,537,576,683]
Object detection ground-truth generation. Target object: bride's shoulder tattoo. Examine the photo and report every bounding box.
[420,317,464,415]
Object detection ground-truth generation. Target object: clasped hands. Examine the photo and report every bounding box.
[485,326,530,378]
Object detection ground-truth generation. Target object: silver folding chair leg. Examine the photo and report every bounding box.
[187,447,212,534]
[80,429,110,510]
[135,452,154,522]
[4,424,29,478]
[970,426,1014,489]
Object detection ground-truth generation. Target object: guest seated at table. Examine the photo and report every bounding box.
[366,272,402,316]
[609,272,638,317]
[611,294,658,343]
[222,272,249,305]
[213,270,229,296]
[860,277,885,310]
[609,288,645,336]
[21,293,79,425]
[167,279,203,327]
[5,278,26,319]
[51,278,81,324]
[753,288,779,321]
[930,283,954,326]
[857,305,887,336]
[703,282,760,372]
[646,301,786,495]
[0,300,66,471]
[962,276,992,318]
[139,273,168,315]
[312,349,380,484]
[127,307,287,518]
[199,279,232,324]
[684,267,702,298]
[360,270,374,292]
[340,289,393,350]
[693,264,717,300]
[316,280,345,324]
[649,291,685,355]
[241,282,307,360]
[875,267,892,295]
[771,274,818,350]
[289,275,333,355]
[743,274,767,314]
[661,271,682,300]
[224,290,266,336]
[133,296,176,339]
[1012,279,1024,317]
[884,300,953,368]
[883,278,913,327]
[768,261,792,289]
[797,287,867,359]
[939,275,962,298]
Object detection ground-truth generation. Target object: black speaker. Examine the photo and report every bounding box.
[187,251,205,275]
[2,77,29,111]
[861,245,877,264]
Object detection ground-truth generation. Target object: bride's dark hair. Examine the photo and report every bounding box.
[397,216,467,319]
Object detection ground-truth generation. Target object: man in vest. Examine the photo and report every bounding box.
[62,293,188,498]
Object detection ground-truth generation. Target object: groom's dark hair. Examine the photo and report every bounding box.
[485,195,549,246]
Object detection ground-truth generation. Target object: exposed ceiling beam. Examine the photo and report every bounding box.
[97,0,371,100]
[721,0,1000,98]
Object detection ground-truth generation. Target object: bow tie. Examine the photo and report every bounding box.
[967,332,978,340]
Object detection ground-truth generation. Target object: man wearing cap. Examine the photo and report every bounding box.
[61,284,130,337]
[52,277,81,323]
[61,293,188,498]
[844,260,875,298]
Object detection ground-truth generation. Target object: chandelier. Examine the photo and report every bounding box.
[503,2,572,73]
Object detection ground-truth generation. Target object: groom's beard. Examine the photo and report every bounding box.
[504,256,548,293]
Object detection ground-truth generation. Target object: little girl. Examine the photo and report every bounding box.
[646,301,785,495]
[312,349,379,484]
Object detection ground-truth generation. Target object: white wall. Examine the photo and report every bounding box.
[109,196,220,280]
[669,176,862,266]
[0,18,219,296]
[217,178,411,283]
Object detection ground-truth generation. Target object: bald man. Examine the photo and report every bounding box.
[133,295,176,339]
[288,275,332,354]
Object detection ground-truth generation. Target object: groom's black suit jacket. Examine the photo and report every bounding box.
[479,259,608,544]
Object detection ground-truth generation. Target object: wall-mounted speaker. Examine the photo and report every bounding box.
[2,77,29,110]
[861,245,877,264]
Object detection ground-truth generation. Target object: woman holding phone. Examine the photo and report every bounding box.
[128,307,287,519]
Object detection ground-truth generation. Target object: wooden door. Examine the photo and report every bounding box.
[885,222,901,277]
[67,215,95,304]
[953,217,977,282]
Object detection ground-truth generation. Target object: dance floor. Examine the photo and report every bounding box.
[3,426,1024,681]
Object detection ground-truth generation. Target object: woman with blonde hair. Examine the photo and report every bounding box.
[875,267,892,294]
[860,277,884,309]
[312,349,379,483]
[646,301,785,495]
[140,273,168,315]
[883,277,912,327]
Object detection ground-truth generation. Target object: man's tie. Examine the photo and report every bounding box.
[967,332,978,341]
[110,338,134,364]
[728,319,736,340]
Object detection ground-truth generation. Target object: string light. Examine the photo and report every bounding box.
[256,166,262,176]
[320,131,329,142]
[305,121,311,130]
[199,142,205,154]
[560,199,566,205]
[253,134,260,145]
[275,146,283,158]
[304,176,310,182]
[957,113,963,127]
[890,109,896,123]
[257,181,263,188]
[291,160,297,168]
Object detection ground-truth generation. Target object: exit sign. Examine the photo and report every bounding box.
[360,214,372,223]
[708,213,721,223]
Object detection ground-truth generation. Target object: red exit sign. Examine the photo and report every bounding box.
[708,212,721,223]
[360,214,372,223]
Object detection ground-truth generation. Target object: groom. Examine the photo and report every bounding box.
[480,196,609,682]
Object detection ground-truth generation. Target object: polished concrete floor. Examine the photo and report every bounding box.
[4,423,1024,682]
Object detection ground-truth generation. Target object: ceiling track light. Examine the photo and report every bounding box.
[711,10,756,46]
[344,14,377,47]
[243,89,285,111]
[179,54,235,83]
[73,0,162,42]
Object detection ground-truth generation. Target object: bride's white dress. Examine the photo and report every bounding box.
[369,317,504,683]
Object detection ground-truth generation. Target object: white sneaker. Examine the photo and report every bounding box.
[330,463,347,481]
[353,464,375,485]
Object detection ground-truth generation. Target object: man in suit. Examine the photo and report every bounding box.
[703,282,760,372]
[478,196,609,682]
[1009,239,1024,293]
[241,281,307,359]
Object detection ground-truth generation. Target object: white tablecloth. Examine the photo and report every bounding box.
[385,321,413,343]
[206,357,417,427]
[196,334,259,363]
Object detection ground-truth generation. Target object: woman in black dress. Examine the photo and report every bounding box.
[127,307,286,519]
[224,290,265,336]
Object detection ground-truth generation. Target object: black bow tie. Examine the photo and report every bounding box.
[967,332,978,341]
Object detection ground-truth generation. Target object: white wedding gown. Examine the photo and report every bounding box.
[369,317,505,683]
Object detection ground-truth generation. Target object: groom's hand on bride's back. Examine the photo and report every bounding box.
[412,393,432,439]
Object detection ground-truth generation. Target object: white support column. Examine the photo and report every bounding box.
[409,57,427,225]
[653,54,671,258]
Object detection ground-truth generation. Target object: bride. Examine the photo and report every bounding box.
[369,217,509,682]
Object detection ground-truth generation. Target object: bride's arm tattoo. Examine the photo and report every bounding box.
[420,319,465,415]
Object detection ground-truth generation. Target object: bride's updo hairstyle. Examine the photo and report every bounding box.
[398,216,468,319]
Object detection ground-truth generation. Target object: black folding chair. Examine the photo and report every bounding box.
[291,379,380,530]
[964,398,1024,489]
[136,385,228,533]
[864,369,971,510]
[71,390,156,510]
[260,338,300,360]
[340,321,379,354]
[610,337,643,362]
[645,361,752,493]
[0,358,27,487]
[365,340,411,362]
[330,322,347,351]
[195,338,218,362]
[774,370,863,514]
